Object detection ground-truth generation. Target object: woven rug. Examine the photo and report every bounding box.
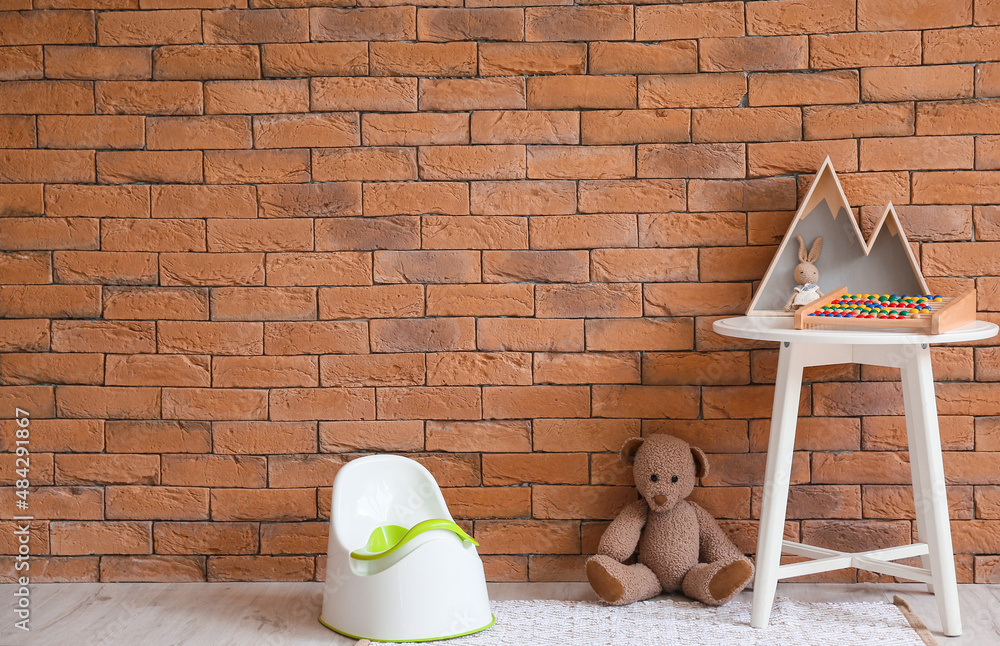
[360,596,935,646]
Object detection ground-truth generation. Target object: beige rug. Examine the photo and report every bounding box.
[361,596,936,645]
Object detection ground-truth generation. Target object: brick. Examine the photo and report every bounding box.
[591,248,697,282]
[859,0,972,30]
[1,10,95,46]
[479,43,585,76]
[644,283,752,316]
[422,215,527,250]
[586,318,694,352]
[427,284,533,317]
[258,183,361,219]
[374,250,479,284]
[320,354,423,387]
[162,454,265,488]
[56,453,158,484]
[213,420,316,453]
[269,387,375,421]
[471,180,576,215]
[590,41,696,75]
[976,207,1000,241]
[162,387,267,421]
[0,217,98,250]
[264,321,367,355]
[750,70,859,106]
[639,73,746,109]
[473,519,578,555]
[205,150,309,184]
[50,521,150,556]
[363,112,468,146]
[533,418,638,453]
[158,321,263,355]
[420,77,525,111]
[211,286,316,321]
[643,351,750,386]
[801,520,912,554]
[862,415,973,451]
[267,454,349,488]
[97,150,202,183]
[378,386,480,420]
[107,354,210,387]
[418,8,521,41]
[426,351,532,386]
[97,80,201,115]
[592,384,700,419]
[804,103,914,140]
[693,107,801,143]
[0,284,100,318]
[54,251,156,285]
[102,219,205,252]
[980,136,1000,169]
[370,317,475,352]
[155,185,255,219]
[38,114,143,149]
[530,214,637,250]
[311,77,416,112]
[100,556,205,583]
[4,485,102,520]
[637,143,743,179]
[0,319,49,352]
[914,173,1000,206]
[748,139,859,177]
[0,353,101,385]
[316,216,419,251]
[147,116,251,150]
[312,147,416,182]
[213,356,318,388]
[211,488,315,521]
[636,3,743,40]
[260,521,328,554]
[0,114,33,148]
[747,0,856,35]
[444,487,530,520]
[265,252,367,286]
[0,149,95,183]
[203,8,308,43]
[0,251,50,284]
[578,179,686,213]
[477,318,583,352]
[704,384,810,419]
[861,136,974,172]
[639,212,743,249]
[320,420,423,452]
[46,185,149,219]
[862,66,974,102]
[483,250,588,283]
[310,6,414,41]
[45,45,150,80]
[106,486,208,520]
[526,6,632,42]
[811,32,922,69]
[103,286,207,320]
[52,320,154,354]
[319,284,422,319]
[534,352,639,385]
[482,454,588,487]
[420,144,525,180]
[916,100,1000,136]
[208,556,313,582]
[206,79,309,114]
[701,36,808,72]
[154,44,259,80]
[581,109,688,145]
[0,46,42,80]
[534,485,636,520]
[160,253,262,287]
[527,145,634,180]
[688,177,797,211]
[371,42,476,77]
[527,76,635,110]
[98,10,199,46]
[364,182,468,216]
[254,43,357,77]
[700,246,777,281]
[978,63,1000,97]
[980,0,1000,26]
[0,184,43,217]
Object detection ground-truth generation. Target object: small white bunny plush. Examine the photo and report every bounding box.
[784,235,823,312]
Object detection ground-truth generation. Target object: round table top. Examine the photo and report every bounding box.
[713,316,999,345]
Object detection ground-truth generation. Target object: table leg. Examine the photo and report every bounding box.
[751,341,805,629]
[900,345,962,637]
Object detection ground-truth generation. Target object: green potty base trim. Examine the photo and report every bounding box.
[318,614,496,643]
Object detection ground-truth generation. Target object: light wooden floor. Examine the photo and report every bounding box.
[1,581,998,645]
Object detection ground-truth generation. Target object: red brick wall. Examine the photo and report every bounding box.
[2,0,1000,584]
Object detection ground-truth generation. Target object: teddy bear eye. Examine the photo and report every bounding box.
[650,474,658,482]
[671,475,679,483]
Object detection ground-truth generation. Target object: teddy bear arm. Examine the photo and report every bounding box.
[692,503,744,564]
[597,499,648,562]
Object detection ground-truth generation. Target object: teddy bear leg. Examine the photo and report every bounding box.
[586,555,662,606]
[681,557,754,606]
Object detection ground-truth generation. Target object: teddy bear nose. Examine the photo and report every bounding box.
[653,495,667,506]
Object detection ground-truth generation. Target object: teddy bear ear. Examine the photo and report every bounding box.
[620,437,644,465]
[691,446,709,479]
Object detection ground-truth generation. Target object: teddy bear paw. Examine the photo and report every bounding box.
[708,559,754,604]
[586,558,626,604]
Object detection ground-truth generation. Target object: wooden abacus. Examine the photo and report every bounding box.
[794,287,978,334]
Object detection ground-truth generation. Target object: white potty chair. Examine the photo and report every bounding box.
[320,454,494,642]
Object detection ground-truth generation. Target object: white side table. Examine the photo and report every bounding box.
[713,316,998,637]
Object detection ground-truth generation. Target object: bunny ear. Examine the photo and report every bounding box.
[796,235,807,262]
[808,237,823,263]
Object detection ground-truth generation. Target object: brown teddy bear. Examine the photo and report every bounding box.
[586,434,755,606]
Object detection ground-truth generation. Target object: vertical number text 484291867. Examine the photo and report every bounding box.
[13,407,31,632]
